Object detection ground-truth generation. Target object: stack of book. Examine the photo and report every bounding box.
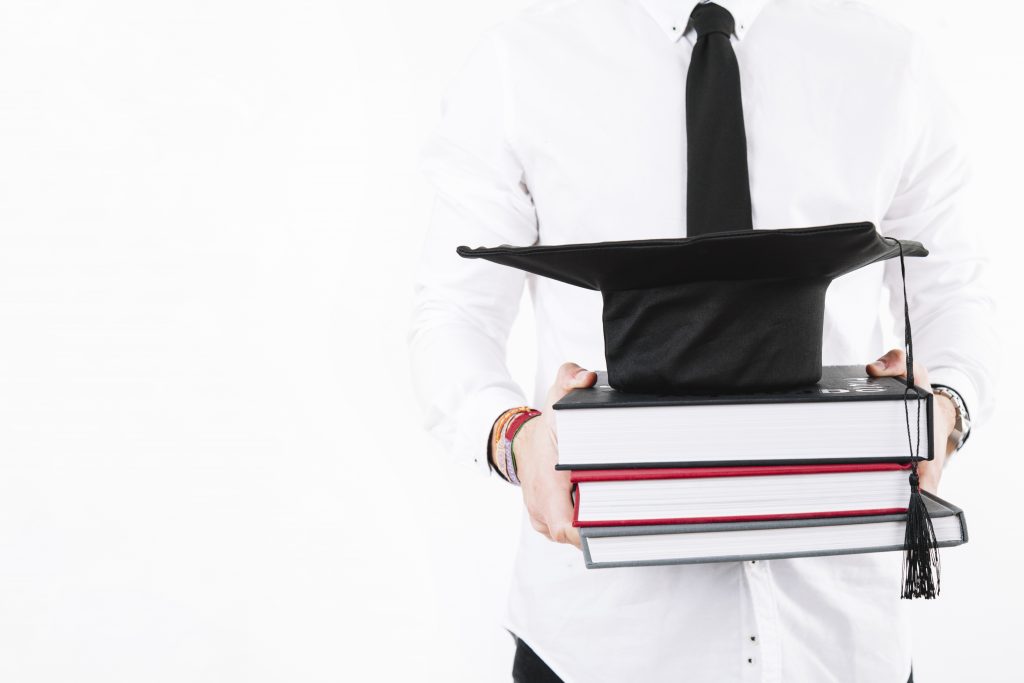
[556,366,968,569]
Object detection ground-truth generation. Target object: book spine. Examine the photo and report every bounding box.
[574,508,910,528]
[570,462,911,483]
[557,455,928,471]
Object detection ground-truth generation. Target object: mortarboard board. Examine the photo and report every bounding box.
[459,220,942,599]
[457,221,927,395]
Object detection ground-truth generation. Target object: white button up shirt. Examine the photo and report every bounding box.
[409,0,996,680]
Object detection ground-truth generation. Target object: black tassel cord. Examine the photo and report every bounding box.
[888,237,940,599]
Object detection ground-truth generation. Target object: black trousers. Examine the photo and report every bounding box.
[512,638,563,683]
[511,637,914,682]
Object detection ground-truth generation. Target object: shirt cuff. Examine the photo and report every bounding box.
[927,366,977,427]
[454,384,529,477]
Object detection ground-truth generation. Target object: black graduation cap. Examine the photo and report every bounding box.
[457,221,927,394]
[459,220,942,600]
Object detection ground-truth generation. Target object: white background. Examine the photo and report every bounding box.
[0,1,1017,681]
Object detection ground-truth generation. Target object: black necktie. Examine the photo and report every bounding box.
[686,2,753,236]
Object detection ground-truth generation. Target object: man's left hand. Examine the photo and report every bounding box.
[866,348,957,494]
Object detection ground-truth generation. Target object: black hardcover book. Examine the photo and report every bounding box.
[553,365,933,469]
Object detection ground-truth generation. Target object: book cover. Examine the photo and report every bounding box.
[555,365,930,411]
[571,463,913,527]
[579,491,967,569]
[554,365,934,469]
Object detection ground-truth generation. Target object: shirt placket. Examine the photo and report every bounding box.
[741,559,782,683]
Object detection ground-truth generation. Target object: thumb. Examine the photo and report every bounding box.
[567,367,598,390]
[547,363,598,417]
[554,362,598,393]
[866,348,907,377]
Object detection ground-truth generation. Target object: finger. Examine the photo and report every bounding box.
[917,461,941,494]
[866,351,932,390]
[529,515,550,538]
[866,348,906,377]
[547,363,599,418]
[919,476,940,495]
[911,363,930,390]
[567,367,597,390]
[566,525,581,549]
[543,483,581,549]
[554,362,585,388]
[548,521,581,549]
[555,362,598,392]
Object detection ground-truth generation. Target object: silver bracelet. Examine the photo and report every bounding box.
[931,384,971,452]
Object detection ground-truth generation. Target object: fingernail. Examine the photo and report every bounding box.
[575,368,590,378]
[872,359,887,369]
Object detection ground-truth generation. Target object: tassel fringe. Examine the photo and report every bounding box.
[901,469,940,599]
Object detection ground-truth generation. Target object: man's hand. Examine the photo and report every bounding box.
[866,348,957,494]
[499,362,597,548]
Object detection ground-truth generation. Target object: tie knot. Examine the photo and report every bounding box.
[689,2,735,40]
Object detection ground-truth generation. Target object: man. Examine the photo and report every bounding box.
[409,0,996,680]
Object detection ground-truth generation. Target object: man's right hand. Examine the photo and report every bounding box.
[497,362,597,548]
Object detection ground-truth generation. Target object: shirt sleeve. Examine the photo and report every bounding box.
[880,35,999,430]
[408,32,537,475]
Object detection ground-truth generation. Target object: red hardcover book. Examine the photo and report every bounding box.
[572,462,912,527]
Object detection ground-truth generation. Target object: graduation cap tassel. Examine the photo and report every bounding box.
[902,466,940,599]
[888,237,940,600]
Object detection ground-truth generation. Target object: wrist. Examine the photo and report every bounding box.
[509,412,542,478]
[488,408,519,481]
[931,384,971,454]
[934,392,956,426]
[489,406,541,483]
[933,393,957,458]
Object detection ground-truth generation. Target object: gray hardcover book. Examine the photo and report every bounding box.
[580,491,967,569]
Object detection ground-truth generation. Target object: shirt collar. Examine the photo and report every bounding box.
[635,0,769,42]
